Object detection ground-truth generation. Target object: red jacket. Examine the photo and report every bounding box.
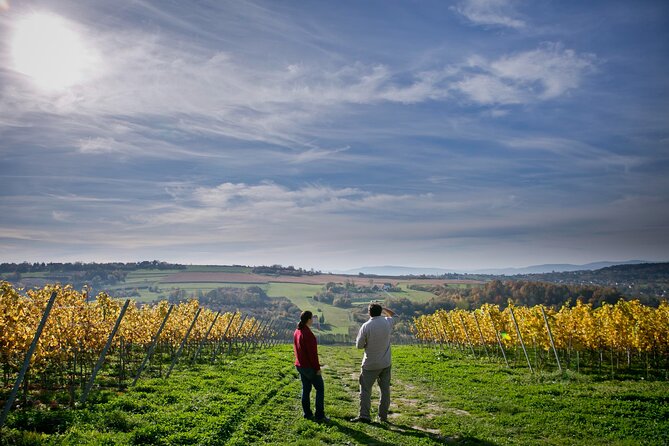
[293,326,320,371]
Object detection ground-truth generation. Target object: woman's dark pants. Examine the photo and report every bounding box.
[296,366,325,419]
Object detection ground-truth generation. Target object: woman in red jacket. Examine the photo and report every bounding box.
[293,310,327,421]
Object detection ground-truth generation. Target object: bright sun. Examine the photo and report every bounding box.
[11,12,95,90]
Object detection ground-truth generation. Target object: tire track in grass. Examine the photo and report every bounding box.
[320,346,452,444]
[223,360,298,446]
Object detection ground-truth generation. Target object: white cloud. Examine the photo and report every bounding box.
[78,137,121,153]
[501,135,644,171]
[455,74,525,105]
[453,44,596,105]
[490,44,596,99]
[453,0,526,29]
[51,210,71,222]
[0,6,595,164]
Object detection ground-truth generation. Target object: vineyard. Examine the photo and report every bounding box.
[0,282,279,426]
[412,300,669,375]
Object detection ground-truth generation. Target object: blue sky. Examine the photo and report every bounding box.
[1,0,668,271]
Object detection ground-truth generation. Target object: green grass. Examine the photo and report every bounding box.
[387,284,438,303]
[3,345,667,445]
[266,283,351,335]
[121,270,181,283]
[185,265,253,273]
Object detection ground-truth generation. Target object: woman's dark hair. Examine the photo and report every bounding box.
[298,310,313,329]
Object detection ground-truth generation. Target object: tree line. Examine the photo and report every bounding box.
[392,279,662,319]
[168,286,301,328]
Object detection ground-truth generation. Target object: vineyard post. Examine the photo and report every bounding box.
[257,320,270,349]
[166,307,202,379]
[414,321,425,348]
[132,304,174,386]
[245,319,263,354]
[540,306,562,373]
[255,318,269,348]
[281,321,292,345]
[509,307,533,373]
[268,320,278,346]
[268,321,281,347]
[260,320,275,348]
[487,310,509,368]
[458,313,476,357]
[192,311,220,364]
[436,320,450,350]
[472,312,490,360]
[424,323,439,350]
[448,313,463,352]
[273,321,286,346]
[231,314,248,356]
[0,290,57,429]
[80,299,130,405]
[433,316,447,349]
[260,319,274,347]
[247,318,263,353]
[212,312,238,362]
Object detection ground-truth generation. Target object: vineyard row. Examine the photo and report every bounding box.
[0,282,287,424]
[412,299,669,374]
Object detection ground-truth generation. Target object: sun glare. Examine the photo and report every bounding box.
[11,12,95,90]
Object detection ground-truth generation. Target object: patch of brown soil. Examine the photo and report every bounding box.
[160,271,482,286]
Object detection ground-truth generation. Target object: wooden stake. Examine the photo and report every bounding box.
[1,291,57,428]
[458,313,476,357]
[540,306,562,373]
[192,311,220,364]
[80,299,130,404]
[487,311,509,368]
[509,307,533,373]
[132,305,174,385]
[472,312,490,359]
[166,308,202,378]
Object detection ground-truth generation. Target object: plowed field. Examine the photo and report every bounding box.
[160,272,481,286]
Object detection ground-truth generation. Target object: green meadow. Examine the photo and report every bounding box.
[2,345,667,445]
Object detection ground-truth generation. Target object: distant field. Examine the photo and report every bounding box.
[160,271,482,286]
[266,282,351,335]
[101,270,465,334]
[185,265,253,273]
[387,283,440,303]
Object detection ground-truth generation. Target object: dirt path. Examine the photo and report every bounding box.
[319,346,463,442]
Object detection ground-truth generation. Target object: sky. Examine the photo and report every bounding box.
[0,0,668,272]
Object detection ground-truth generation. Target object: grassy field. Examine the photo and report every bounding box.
[265,283,351,335]
[2,345,667,445]
[185,266,253,273]
[386,284,438,303]
[104,278,353,335]
[100,270,446,333]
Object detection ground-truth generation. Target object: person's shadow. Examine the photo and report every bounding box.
[328,418,499,445]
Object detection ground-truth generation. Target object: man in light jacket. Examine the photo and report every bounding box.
[350,302,396,423]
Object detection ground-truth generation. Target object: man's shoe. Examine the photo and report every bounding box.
[376,416,388,423]
[349,416,371,423]
[315,416,330,423]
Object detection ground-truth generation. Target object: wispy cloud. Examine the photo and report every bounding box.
[453,44,596,105]
[453,0,526,29]
[0,0,667,269]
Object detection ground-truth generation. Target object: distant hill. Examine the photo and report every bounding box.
[343,260,650,277]
[472,260,649,275]
[508,262,669,302]
[341,266,454,276]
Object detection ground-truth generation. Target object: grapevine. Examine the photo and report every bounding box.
[0,282,271,406]
[412,299,669,374]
